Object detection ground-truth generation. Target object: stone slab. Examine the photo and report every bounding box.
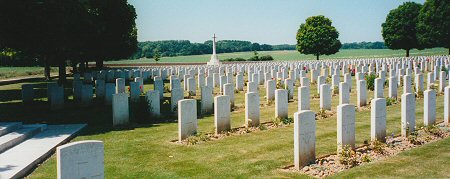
[0,124,86,179]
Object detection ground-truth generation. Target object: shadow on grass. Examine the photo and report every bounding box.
[0,76,205,137]
[0,97,180,137]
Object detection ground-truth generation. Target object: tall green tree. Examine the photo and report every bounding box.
[0,0,137,82]
[382,2,423,57]
[87,0,138,70]
[296,15,341,60]
[0,0,91,83]
[417,0,449,54]
[153,47,161,62]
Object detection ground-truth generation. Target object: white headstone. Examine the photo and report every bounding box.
[171,88,184,113]
[275,89,288,119]
[48,83,64,110]
[266,80,276,102]
[146,90,160,117]
[389,76,397,99]
[445,86,450,126]
[285,78,294,100]
[320,84,331,110]
[294,110,316,169]
[187,77,196,96]
[154,77,164,99]
[403,75,412,94]
[129,82,140,103]
[317,76,325,94]
[247,81,258,93]
[337,104,356,152]
[223,83,235,107]
[104,83,115,105]
[357,80,367,108]
[115,78,125,94]
[236,74,244,91]
[371,98,386,142]
[300,77,310,87]
[198,73,205,88]
[215,95,231,134]
[298,86,310,111]
[423,89,436,126]
[439,71,446,92]
[135,77,144,93]
[339,82,350,105]
[401,93,415,136]
[374,78,384,98]
[415,73,424,93]
[220,75,227,93]
[112,93,129,126]
[57,140,104,179]
[201,86,213,114]
[427,72,434,90]
[245,92,260,127]
[178,99,197,141]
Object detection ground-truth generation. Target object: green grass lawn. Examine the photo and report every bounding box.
[331,136,450,178]
[106,48,448,64]
[0,73,448,178]
[0,67,57,80]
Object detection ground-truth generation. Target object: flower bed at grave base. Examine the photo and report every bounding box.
[315,109,336,120]
[357,105,371,112]
[171,121,292,145]
[282,123,450,178]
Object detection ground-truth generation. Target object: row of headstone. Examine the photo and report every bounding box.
[293,76,443,169]
[20,56,450,130]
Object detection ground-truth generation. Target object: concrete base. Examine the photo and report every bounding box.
[0,124,86,178]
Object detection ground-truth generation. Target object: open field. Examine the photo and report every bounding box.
[0,48,447,80]
[0,73,448,178]
[0,67,57,80]
[106,48,448,64]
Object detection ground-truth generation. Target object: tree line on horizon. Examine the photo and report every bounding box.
[130,40,387,59]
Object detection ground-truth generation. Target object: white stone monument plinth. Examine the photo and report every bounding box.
[207,33,221,66]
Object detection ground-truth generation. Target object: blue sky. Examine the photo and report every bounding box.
[128,0,425,45]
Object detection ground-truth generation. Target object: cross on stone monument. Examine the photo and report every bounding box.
[207,33,221,66]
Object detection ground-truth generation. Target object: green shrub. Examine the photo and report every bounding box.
[338,145,357,166]
[370,139,386,154]
[223,58,246,61]
[441,66,448,74]
[362,154,372,163]
[186,133,210,145]
[424,124,444,137]
[333,85,339,95]
[407,131,422,145]
[259,124,268,131]
[365,73,376,91]
[276,80,283,89]
[386,97,398,106]
[272,117,293,126]
[259,55,274,61]
[248,56,259,61]
[281,117,294,125]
